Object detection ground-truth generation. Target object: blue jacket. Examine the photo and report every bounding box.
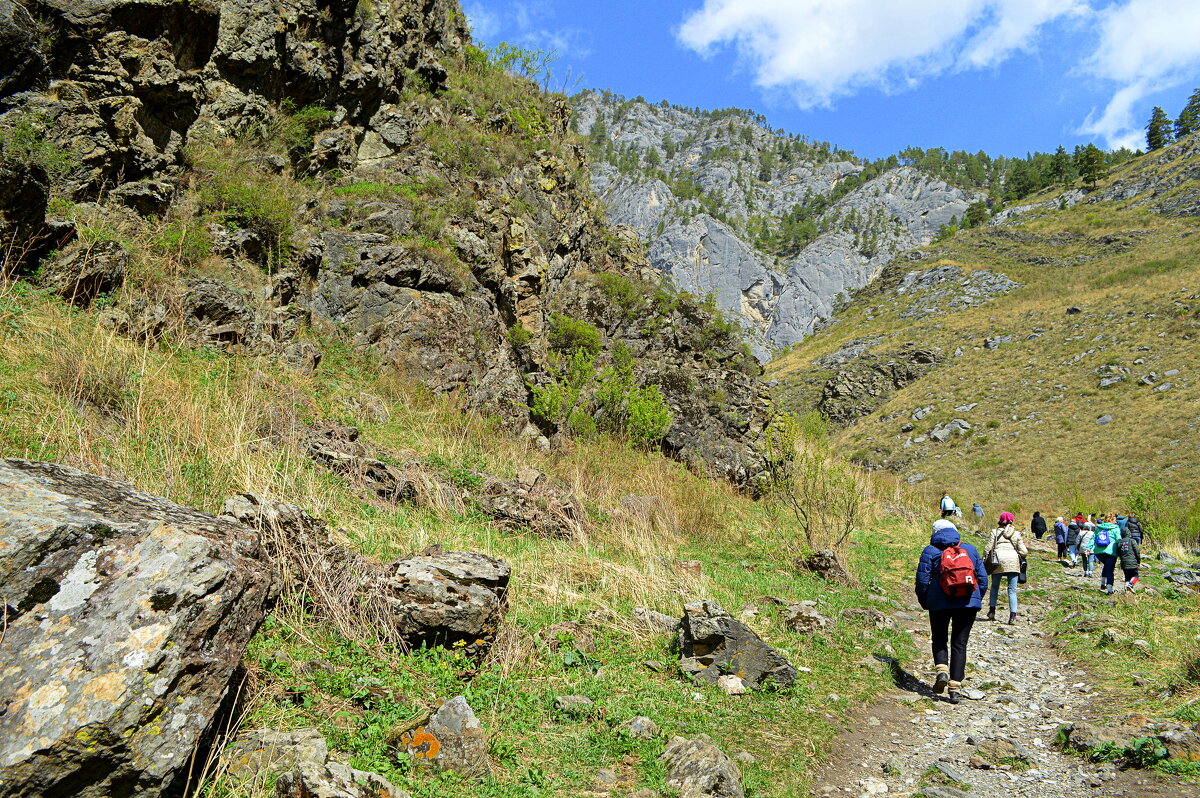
[915,527,988,611]
[1054,520,1068,543]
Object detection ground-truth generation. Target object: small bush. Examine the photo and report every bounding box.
[191,147,296,267]
[152,220,212,267]
[506,324,532,348]
[595,273,647,318]
[548,313,601,355]
[0,112,78,178]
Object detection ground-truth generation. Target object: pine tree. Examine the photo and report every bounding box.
[1146,106,1174,151]
[1077,143,1105,190]
[1050,146,1072,185]
[1177,88,1200,139]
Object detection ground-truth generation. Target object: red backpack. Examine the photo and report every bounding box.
[938,545,978,597]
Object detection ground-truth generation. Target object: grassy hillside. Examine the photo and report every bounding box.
[769,137,1200,532]
[0,276,927,798]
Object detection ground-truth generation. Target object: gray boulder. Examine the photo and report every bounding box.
[226,728,328,781]
[678,600,796,689]
[782,602,832,634]
[661,735,745,798]
[40,239,127,306]
[403,696,488,779]
[222,493,510,656]
[0,459,277,798]
[276,761,407,798]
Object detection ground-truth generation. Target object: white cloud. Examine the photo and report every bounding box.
[464,2,501,43]
[1078,0,1200,148]
[676,0,1082,108]
[465,1,592,60]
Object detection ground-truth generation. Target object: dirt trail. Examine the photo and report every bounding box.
[812,535,1200,798]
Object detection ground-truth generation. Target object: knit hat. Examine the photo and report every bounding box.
[999,511,1015,524]
[932,519,957,533]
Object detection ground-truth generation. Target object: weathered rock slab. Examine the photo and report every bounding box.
[678,600,796,689]
[0,458,277,798]
[661,735,744,798]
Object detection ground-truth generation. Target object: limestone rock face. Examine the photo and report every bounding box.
[678,600,796,690]
[575,91,975,358]
[0,459,277,798]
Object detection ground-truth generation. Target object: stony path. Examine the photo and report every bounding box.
[813,537,1200,798]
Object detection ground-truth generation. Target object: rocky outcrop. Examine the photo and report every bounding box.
[818,343,942,425]
[3,0,773,488]
[0,459,277,798]
[574,91,975,356]
[678,600,796,690]
[220,493,510,656]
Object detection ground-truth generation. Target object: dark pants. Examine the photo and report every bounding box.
[1035,531,1044,539]
[928,608,978,683]
[942,509,955,518]
[1097,553,1118,589]
[1056,542,1066,557]
[1123,567,1139,584]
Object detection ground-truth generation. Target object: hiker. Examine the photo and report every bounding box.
[1117,524,1142,592]
[915,519,987,704]
[1073,512,1086,526]
[1093,515,1122,594]
[940,492,957,518]
[985,512,1028,624]
[1079,520,1096,577]
[1031,511,1048,540]
[1053,516,1069,559]
[1126,515,1145,544]
[972,503,984,525]
[1066,520,1082,566]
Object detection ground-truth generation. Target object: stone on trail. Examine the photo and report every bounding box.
[632,606,682,633]
[678,600,797,690]
[275,760,408,798]
[717,674,747,696]
[661,735,745,798]
[0,458,277,798]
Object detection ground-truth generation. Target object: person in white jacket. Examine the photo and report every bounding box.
[985,512,1029,624]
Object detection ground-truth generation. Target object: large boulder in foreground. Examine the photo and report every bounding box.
[678,600,796,690]
[221,493,510,656]
[0,459,277,798]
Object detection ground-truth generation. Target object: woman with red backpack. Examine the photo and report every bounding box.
[915,518,989,704]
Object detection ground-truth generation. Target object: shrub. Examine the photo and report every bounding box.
[152,220,212,267]
[0,112,78,178]
[547,313,601,355]
[506,324,532,348]
[191,147,296,267]
[47,351,133,412]
[595,273,647,318]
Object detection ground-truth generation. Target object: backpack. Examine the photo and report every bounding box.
[1095,527,1111,548]
[1117,538,1133,556]
[939,545,978,597]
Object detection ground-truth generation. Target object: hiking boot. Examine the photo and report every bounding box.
[947,690,962,705]
[933,671,950,694]
[986,607,996,621]
[1105,587,1115,595]
[1009,612,1017,625]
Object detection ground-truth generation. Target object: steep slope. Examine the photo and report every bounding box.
[0,0,768,487]
[573,91,974,357]
[769,134,1200,521]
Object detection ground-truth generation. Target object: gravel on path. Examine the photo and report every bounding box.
[812,536,1200,798]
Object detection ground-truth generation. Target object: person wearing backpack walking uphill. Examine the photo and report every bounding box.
[915,519,988,704]
[985,512,1028,624]
[1126,515,1144,544]
[1094,515,1121,594]
[940,492,957,519]
[1117,525,1142,592]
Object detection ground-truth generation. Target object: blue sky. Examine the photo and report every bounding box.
[463,0,1200,161]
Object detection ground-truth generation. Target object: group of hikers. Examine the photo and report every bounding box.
[918,493,1145,704]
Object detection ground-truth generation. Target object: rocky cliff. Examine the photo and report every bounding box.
[573,91,975,357]
[0,0,769,486]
